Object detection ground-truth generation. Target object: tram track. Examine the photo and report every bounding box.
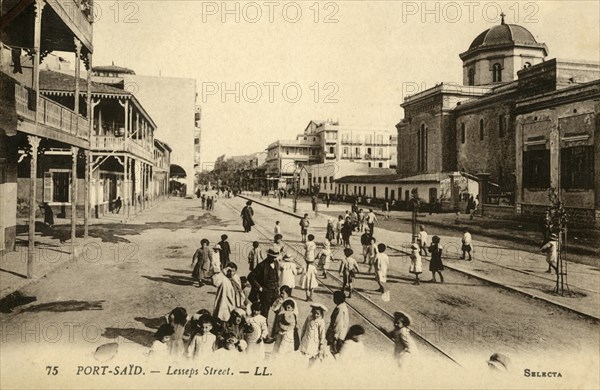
[223,198,462,367]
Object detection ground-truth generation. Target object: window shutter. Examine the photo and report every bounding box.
[43,172,53,202]
[586,146,594,189]
[560,148,569,189]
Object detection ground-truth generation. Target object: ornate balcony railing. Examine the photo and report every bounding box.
[16,83,89,140]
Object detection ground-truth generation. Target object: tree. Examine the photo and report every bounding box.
[544,188,569,295]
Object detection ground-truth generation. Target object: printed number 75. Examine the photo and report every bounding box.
[46,366,58,375]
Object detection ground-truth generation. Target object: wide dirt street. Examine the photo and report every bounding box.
[1,195,598,389]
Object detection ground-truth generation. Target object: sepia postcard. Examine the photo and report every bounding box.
[0,0,599,389]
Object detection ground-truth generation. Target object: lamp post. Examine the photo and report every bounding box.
[410,188,420,244]
[293,169,299,213]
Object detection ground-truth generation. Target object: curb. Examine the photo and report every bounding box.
[0,243,85,303]
[240,194,600,322]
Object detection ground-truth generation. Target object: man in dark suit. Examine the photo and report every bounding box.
[219,234,231,269]
[248,249,280,318]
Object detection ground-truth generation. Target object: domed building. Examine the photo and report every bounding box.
[396,19,600,225]
[459,16,548,86]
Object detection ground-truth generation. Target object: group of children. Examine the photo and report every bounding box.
[149,293,416,368]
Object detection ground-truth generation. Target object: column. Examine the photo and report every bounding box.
[448,172,461,212]
[477,173,491,216]
[84,150,90,238]
[73,38,81,131]
[84,52,92,238]
[32,0,45,123]
[71,146,78,246]
[27,135,41,278]
[141,163,146,210]
[124,155,129,220]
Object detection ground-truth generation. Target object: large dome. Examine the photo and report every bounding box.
[469,23,539,50]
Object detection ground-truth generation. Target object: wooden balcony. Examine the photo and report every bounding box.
[92,135,153,161]
[15,83,89,141]
[47,0,94,51]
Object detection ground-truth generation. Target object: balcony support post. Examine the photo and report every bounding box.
[84,52,93,239]
[70,146,79,251]
[73,38,81,135]
[27,135,41,279]
[33,0,46,124]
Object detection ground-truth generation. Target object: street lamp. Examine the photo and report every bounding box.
[410,188,420,244]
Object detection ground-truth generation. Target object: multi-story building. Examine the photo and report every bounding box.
[266,120,396,192]
[1,0,94,260]
[92,67,198,196]
[38,69,159,218]
[396,17,600,223]
[153,139,171,201]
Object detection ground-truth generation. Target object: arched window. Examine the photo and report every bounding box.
[468,68,475,86]
[479,119,484,141]
[418,124,428,172]
[492,63,502,82]
[524,62,532,69]
[498,115,505,138]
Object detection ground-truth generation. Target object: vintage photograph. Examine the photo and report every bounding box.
[0,0,599,389]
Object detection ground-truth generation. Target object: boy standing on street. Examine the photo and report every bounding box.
[299,214,310,243]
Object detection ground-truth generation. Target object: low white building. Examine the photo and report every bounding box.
[335,172,479,208]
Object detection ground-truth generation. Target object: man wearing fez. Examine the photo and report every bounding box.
[248,249,280,317]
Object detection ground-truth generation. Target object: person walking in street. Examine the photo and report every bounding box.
[366,208,378,235]
[271,234,286,260]
[241,200,255,233]
[390,311,416,368]
[274,220,281,236]
[428,235,445,283]
[336,215,344,246]
[360,227,372,263]
[366,236,378,274]
[247,241,264,272]
[358,209,365,232]
[541,233,559,274]
[279,254,300,291]
[461,228,473,260]
[311,194,318,212]
[383,200,390,220]
[301,235,318,302]
[41,202,54,227]
[201,194,206,209]
[417,225,428,256]
[317,241,333,278]
[325,194,331,208]
[374,243,390,293]
[325,219,335,244]
[300,303,327,363]
[212,262,245,322]
[409,243,422,285]
[192,238,213,287]
[341,216,354,248]
[113,197,122,214]
[219,235,231,270]
[299,214,310,243]
[340,248,359,298]
[248,249,281,318]
[272,299,298,355]
[325,291,349,356]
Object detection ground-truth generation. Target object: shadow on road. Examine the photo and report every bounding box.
[15,214,228,244]
[0,292,37,313]
[142,274,195,286]
[134,316,166,330]
[102,327,154,348]
[21,300,105,313]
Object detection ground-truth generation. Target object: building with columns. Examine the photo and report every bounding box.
[91,68,199,196]
[1,0,94,263]
[396,16,600,223]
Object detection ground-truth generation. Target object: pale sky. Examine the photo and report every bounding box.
[86,0,600,166]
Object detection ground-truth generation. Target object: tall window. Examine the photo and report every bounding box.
[468,68,475,86]
[479,119,484,141]
[461,123,466,144]
[523,149,551,189]
[498,115,505,138]
[492,63,502,82]
[561,146,594,189]
[418,124,428,172]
